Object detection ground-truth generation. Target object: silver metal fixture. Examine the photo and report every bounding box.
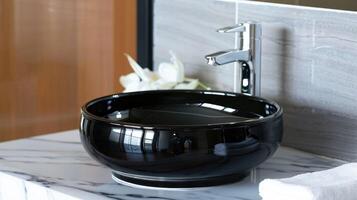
[205,22,262,96]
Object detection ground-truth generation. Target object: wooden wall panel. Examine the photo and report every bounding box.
[0,0,13,138]
[76,0,115,106]
[0,0,136,141]
[114,0,137,91]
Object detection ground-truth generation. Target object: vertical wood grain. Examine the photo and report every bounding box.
[113,0,137,92]
[0,0,15,138]
[0,0,136,141]
[76,0,115,106]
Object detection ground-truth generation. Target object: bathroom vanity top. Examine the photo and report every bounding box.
[0,130,345,200]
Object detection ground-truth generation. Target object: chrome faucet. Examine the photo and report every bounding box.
[205,22,262,96]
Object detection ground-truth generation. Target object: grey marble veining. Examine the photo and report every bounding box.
[153,0,357,161]
[0,130,345,200]
[153,0,237,90]
[236,1,357,161]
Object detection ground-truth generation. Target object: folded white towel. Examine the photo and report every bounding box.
[259,163,357,200]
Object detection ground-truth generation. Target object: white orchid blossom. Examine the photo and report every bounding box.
[120,52,210,92]
[119,73,141,92]
[158,51,185,83]
[124,54,158,81]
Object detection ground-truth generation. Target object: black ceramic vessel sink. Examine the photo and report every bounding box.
[80,90,283,188]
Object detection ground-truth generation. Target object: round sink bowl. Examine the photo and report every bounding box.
[80,90,283,188]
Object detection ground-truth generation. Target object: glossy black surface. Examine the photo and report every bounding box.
[80,90,283,187]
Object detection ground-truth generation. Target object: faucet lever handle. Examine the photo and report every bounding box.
[217,24,245,33]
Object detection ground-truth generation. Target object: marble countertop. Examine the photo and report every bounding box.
[0,130,345,200]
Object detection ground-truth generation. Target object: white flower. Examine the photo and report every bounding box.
[158,51,184,83]
[119,73,140,92]
[120,73,139,88]
[120,52,211,92]
[124,54,158,81]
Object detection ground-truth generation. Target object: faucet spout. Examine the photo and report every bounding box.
[205,49,250,66]
[204,22,261,96]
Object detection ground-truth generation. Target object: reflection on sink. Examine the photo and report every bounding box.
[80,90,283,188]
